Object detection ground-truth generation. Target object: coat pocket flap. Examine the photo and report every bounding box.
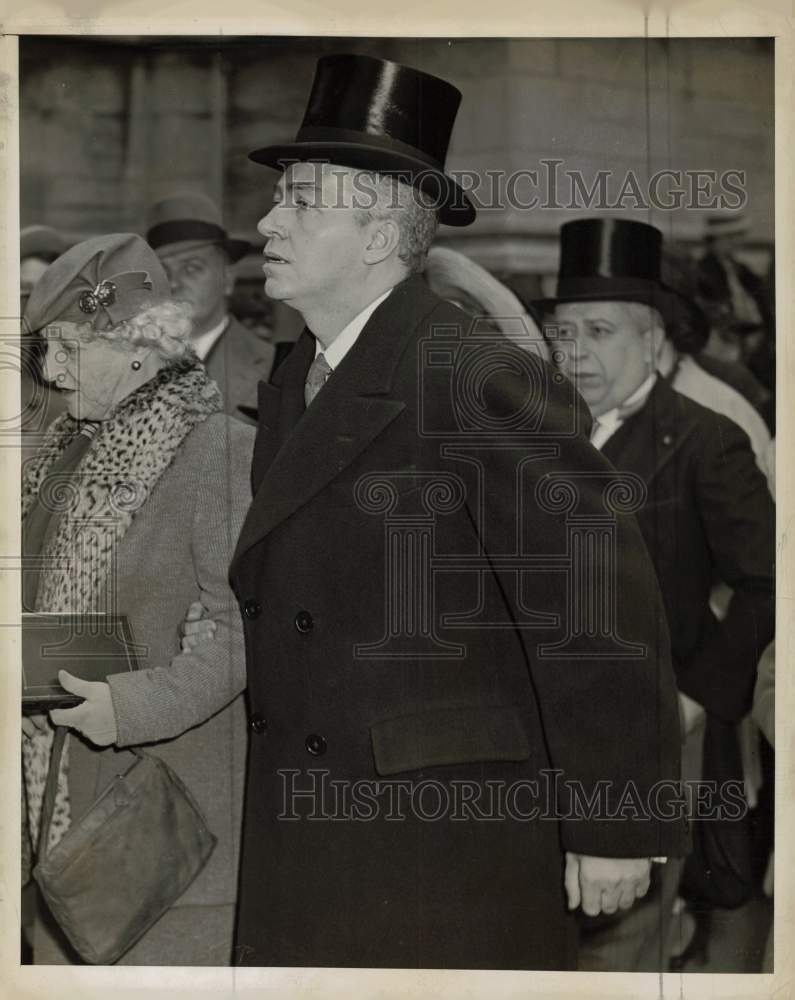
[370,705,531,776]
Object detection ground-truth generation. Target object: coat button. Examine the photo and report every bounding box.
[294,610,314,633]
[662,434,673,446]
[249,713,268,735]
[244,598,262,620]
[305,733,327,756]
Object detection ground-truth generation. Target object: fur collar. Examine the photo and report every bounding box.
[23,357,221,613]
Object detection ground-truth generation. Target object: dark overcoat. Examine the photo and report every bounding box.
[602,377,775,724]
[230,275,688,970]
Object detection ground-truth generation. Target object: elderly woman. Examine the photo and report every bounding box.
[20,233,253,965]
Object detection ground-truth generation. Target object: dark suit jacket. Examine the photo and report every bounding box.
[230,275,687,970]
[205,315,276,423]
[602,378,775,723]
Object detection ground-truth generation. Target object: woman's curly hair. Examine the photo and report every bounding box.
[72,300,193,360]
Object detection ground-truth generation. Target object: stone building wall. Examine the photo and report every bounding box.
[21,35,773,284]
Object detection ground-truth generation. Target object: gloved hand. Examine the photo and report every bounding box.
[49,670,118,747]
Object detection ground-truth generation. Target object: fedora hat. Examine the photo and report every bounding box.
[146,192,251,262]
[535,218,708,353]
[248,54,476,227]
[704,212,749,242]
[21,225,69,263]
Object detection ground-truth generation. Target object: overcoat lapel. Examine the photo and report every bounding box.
[233,276,436,566]
[601,378,697,487]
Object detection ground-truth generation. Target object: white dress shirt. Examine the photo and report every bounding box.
[589,373,658,451]
[314,288,393,368]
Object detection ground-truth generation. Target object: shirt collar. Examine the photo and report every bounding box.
[601,373,658,424]
[315,288,393,368]
[591,372,658,449]
[191,315,229,361]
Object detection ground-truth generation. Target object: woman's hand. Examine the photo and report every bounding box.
[180,600,217,652]
[49,670,118,747]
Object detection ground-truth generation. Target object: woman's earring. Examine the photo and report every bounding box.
[131,360,142,371]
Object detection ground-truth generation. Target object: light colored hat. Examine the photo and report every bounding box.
[146,192,251,262]
[425,246,542,347]
[704,213,749,241]
[20,224,68,262]
[23,233,170,334]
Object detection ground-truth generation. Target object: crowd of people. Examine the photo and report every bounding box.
[18,52,775,973]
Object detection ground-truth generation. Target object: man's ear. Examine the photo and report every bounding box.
[363,219,401,265]
[645,320,667,364]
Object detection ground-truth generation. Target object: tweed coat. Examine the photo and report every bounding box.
[205,315,276,423]
[601,377,775,724]
[27,406,254,964]
[229,275,688,969]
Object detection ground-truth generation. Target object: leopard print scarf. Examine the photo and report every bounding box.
[22,358,222,858]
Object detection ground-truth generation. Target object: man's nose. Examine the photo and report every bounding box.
[258,206,285,240]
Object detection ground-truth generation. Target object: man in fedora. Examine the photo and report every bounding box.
[539,218,775,970]
[146,192,275,422]
[228,55,687,970]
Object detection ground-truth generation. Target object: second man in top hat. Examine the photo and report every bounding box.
[146,192,276,422]
[538,217,774,971]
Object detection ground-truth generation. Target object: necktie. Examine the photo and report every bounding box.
[304,353,332,407]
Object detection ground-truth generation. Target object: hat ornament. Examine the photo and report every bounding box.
[79,279,117,315]
[76,271,153,325]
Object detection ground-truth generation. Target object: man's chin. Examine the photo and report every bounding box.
[263,276,291,301]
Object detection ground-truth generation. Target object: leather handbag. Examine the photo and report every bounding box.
[33,727,217,964]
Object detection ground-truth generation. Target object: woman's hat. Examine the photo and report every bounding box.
[535,218,709,353]
[23,233,171,334]
[146,192,252,262]
[248,54,476,227]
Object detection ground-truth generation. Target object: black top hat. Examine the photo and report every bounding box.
[536,218,708,353]
[248,54,476,227]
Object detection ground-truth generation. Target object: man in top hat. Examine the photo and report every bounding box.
[228,54,687,970]
[146,192,276,422]
[539,218,775,971]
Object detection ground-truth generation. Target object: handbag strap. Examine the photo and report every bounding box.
[36,725,68,861]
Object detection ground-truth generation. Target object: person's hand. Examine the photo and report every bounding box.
[49,670,118,747]
[564,853,651,916]
[22,713,50,739]
[180,600,217,652]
